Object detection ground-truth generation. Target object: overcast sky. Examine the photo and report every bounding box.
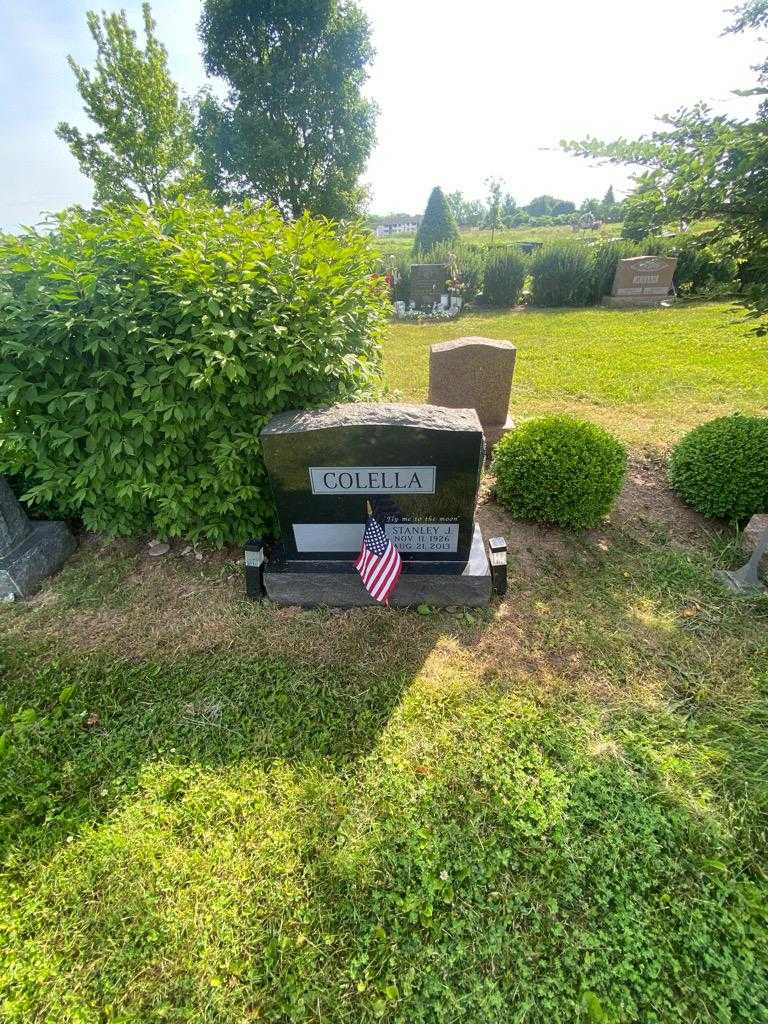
[1,0,765,231]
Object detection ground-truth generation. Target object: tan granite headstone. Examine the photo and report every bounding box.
[428,337,516,453]
[602,255,677,307]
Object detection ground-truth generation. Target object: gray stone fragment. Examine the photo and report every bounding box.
[714,518,768,595]
[744,514,768,559]
[0,522,77,599]
[0,478,31,550]
[0,477,76,599]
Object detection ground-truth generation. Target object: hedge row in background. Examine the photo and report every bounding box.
[0,201,389,545]
[386,232,741,309]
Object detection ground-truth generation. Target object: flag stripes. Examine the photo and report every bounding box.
[355,514,402,605]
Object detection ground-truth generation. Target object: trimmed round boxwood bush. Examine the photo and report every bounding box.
[482,248,526,307]
[492,416,627,528]
[668,414,768,521]
[0,200,388,544]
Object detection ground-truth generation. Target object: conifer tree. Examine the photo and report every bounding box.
[413,186,459,255]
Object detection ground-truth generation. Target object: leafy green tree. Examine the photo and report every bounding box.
[501,192,517,225]
[56,3,199,205]
[562,2,768,325]
[446,190,466,224]
[197,0,376,219]
[413,187,459,255]
[525,194,575,217]
[463,198,487,228]
[485,177,503,243]
[579,197,601,216]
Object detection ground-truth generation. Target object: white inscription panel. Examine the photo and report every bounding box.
[292,521,459,553]
[293,523,363,552]
[309,466,436,495]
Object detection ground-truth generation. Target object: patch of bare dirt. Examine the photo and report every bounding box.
[1,462,726,701]
[477,455,721,577]
[610,454,719,547]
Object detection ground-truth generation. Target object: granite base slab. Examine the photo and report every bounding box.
[0,521,77,599]
[264,524,492,608]
[601,295,674,308]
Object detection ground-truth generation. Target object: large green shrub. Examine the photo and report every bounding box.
[0,201,388,544]
[482,248,526,307]
[668,415,768,521]
[639,234,739,296]
[528,242,595,307]
[414,187,459,255]
[492,416,627,528]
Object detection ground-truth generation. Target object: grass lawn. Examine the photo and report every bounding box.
[373,222,624,255]
[383,301,768,450]
[1,300,767,1022]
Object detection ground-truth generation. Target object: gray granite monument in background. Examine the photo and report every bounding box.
[0,477,76,599]
[428,337,516,452]
[260,403,491,607]
[602,255,677,308]
[410,264,448,308]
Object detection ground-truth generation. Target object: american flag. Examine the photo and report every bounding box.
[355,513,402,605]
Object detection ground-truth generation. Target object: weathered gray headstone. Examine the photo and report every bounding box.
[410,264,448,307]
[602,255,677,308]
[428,337,516,452]
[260,403,491,607]
[0,478,76,599]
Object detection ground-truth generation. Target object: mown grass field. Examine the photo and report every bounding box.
[372,219,717,257]
[383,301,768,450]
[373,221,622,256]
[1,300,767,1023]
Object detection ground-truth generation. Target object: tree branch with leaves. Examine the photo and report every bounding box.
[56,2,201,206]
[561,1,768,327]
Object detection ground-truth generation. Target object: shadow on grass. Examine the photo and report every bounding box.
[0,613,463,866]
[1,530,768,1022]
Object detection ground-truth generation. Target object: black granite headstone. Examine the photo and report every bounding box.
[260,404,491,607]
[410,264,448,308]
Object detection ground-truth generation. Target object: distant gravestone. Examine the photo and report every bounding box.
[428,337,516,451]
[410,264,448,307]
[0,478,76,599]
[260,403,491,607]
[602,255,677,307]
